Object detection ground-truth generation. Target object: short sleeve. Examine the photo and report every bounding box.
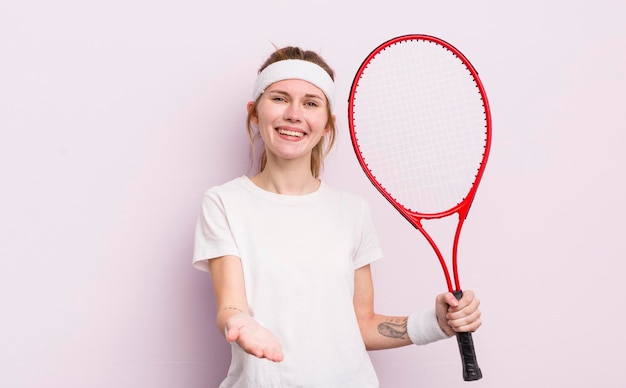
[353,199,384,269]
[192,190,240,272]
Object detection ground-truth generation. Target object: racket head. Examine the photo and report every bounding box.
[348,34,492,225]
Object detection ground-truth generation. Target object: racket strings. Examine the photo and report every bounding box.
[353,40,487,214]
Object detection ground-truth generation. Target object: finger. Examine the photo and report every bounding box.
[458,290,475,305]
[451,318,482,333]
[246,342,283,362]
[437,292,458,308]
[447,300,480,321]
[449,291,479,313]
[225,325,241,342]
[448,309,482,332]
[265,347,284,362]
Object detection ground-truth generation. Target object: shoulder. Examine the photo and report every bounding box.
[322,183,372,214]
[198,176,254,214]
[202,175,251,199]
[323,181,367,201]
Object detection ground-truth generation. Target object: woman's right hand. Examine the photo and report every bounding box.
[225,314,284,362]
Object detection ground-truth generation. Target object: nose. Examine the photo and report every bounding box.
[283,102,302,122]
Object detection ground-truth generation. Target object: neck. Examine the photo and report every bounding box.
[251,163,320,195]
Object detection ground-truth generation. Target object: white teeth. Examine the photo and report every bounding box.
[278,129,304,138]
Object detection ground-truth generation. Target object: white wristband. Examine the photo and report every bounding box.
[407,309,451,345]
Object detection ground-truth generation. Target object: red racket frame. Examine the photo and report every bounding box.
[348,34,492,294]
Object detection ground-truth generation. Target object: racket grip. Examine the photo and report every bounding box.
[453,290,483,381]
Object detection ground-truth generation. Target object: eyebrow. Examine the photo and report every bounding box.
[267,89,325,102]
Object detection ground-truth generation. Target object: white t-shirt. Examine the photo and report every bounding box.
[193,176,383,387]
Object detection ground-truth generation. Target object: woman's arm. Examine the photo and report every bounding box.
[353,264,481,350]
[208,255,284,362]
[353,264,413,349]
[208,255,250,332]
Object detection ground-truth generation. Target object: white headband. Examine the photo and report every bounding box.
[251,59,335,111]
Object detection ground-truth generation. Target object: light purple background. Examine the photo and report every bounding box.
[1,1,624,387]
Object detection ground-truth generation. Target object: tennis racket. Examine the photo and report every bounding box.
[348,34,491,381]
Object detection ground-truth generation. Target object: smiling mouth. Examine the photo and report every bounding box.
[277,128,304,138]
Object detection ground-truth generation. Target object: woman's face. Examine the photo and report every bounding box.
[249,79,331,165]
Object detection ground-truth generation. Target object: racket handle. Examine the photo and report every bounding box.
[453,290,483,381]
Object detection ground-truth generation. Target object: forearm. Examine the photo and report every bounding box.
[359,313,412,350]
[359,309,450,350]
[208,255,251,335]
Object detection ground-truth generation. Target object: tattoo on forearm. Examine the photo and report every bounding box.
[378,318,408,339]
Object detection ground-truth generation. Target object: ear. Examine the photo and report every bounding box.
[247,101,258,125]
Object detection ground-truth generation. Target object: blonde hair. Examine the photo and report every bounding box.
[246,46,337,178]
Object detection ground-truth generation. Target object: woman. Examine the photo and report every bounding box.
[193,46,481,387]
